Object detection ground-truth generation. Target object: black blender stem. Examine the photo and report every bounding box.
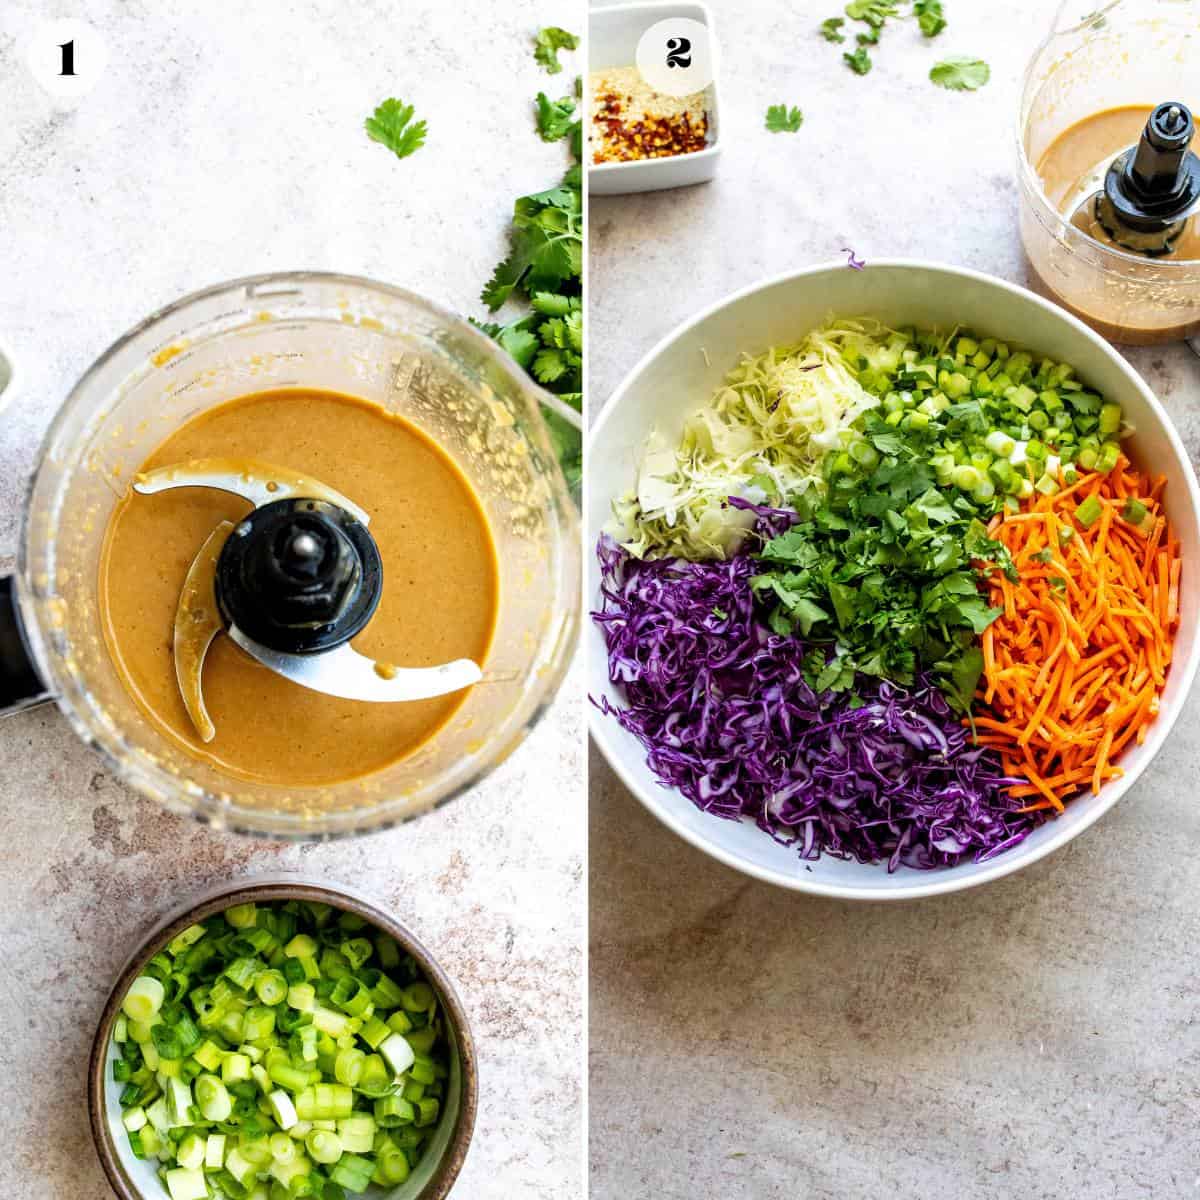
[1104,100,1200,232]
[215,498,384,656]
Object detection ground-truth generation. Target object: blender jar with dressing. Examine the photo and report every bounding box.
[0,272,581,838]
[1018,0,1200,345]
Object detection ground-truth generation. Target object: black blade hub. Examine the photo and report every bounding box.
[216,498,382,654]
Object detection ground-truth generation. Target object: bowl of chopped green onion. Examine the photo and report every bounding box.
[89,879,476,1200]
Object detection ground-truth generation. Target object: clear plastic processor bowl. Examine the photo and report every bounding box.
[16,272,580,838]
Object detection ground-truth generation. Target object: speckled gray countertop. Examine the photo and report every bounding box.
[589,2,1200,1197]
[0,4,582,1198]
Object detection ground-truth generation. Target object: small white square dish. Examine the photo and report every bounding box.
[588,2,721,195]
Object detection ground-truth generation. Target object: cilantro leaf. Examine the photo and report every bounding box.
[535,92,577,142]
[844,1,899,28]
[365,98,427,161]
[820,16,846,41]
[930,56,990,91]
[765,104,804,133]
[843,47,872,74]
[534,26,579,74]
[856,27,880,45]
[913,0,947,37]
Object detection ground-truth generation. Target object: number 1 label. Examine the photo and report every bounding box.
[25,20,107,100]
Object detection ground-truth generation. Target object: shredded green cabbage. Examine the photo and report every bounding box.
[610,321,884,559]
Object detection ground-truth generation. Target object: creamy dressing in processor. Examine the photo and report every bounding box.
[99,388,500,787]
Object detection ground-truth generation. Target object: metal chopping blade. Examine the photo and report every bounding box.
[173,520,234,744]
[134,458,371,525]
[149,458,483,742]
[228,632,483,702]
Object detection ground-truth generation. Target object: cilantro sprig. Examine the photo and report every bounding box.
[474,57,583,488]
[364,98,427,161]
[765,104,804,133]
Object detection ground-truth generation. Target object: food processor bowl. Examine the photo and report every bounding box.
[1017,0,1200,346]
[9,272,581,837]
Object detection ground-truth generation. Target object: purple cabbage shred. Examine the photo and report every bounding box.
[593,536,1035,872]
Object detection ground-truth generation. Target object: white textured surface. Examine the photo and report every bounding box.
[0,3,583,1198]
[589,2,1200,1197]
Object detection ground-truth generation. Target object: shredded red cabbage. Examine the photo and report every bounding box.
[593,536,1035,871]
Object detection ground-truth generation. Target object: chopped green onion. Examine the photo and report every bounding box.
[111,900,448,1198]
[376,1147,411,1184]
[122,976,165,1023]
[254,970,287,1006]
[164,1167,208,1200]
[374,1095,415,1127]
[268,1089,299,1131]
[1075,494,1103,528]
[306,1129,344,1165]
[329,1153,376,1193]
[379,1032,414,1077]
[225,903,258,929]
[195,1073,232,1122]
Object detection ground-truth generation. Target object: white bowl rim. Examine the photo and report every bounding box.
[587,256,1200,901]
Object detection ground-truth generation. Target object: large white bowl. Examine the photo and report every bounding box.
[587,260,1200,900]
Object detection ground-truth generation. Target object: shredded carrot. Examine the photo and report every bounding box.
[969,456,1181,809]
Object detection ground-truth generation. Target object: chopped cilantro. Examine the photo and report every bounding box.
[765,104,804,133]
[930,56,990,91]
[534,26,579,74]
[857,28,880,45]
[749,408,1011,711]
[364,98,427,161]
[820,16,847,41]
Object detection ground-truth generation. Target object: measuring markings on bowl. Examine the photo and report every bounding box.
[635,18,717,97]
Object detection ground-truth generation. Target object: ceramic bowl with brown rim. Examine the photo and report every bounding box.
[88,876,477,1200]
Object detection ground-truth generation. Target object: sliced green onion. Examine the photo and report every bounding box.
[268,1090,299,1131]
[225,902,258,929]
[164,1167,208,1200]
[205,1133,226,1170]
[254,970,287,1006]
[329,1153,376,1193]
[111,900,448,1197]
[1075,494,1103,528]
[376,1147,411,1184]
[195,1073,232,1122]
[379,1032,414,1076]
[374,1095,414,1128]
[306,1129,344,1165]
[122,976,165,1023]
